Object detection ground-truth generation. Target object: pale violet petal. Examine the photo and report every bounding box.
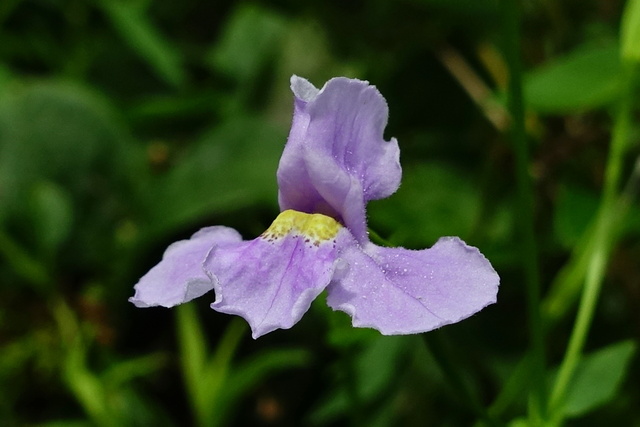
[290,74,320,102]
[278,76,401,242]
[206,212,347,339]
[130,226,242,308]
[327,236,499,335]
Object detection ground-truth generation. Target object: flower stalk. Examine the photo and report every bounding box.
[500,0,546,421]
[548,64,638,423]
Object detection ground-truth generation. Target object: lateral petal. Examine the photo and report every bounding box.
[327,237,499,335]
[130,226,242,308]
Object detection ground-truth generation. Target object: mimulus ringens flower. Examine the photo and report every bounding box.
[130,76,499,339]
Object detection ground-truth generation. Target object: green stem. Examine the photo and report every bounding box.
[53,298,118,427]
[547,222,609,423]
[491,183,633,419]
[368,227,392,247]
[548,66,637,422]
[177,304,247,427]
[542,154,640,331]
[500,0,546,420]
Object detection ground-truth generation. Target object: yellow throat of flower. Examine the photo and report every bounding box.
[261,210,342,245]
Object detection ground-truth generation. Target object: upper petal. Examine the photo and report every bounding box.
[277,76,401,242]
[130,226,242,308]
[206,210,345,339]
[326,236,499,335]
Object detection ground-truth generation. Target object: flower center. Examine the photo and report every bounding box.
[261,210,342,245]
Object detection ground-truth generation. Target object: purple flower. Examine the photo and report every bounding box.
[130,76,499,339]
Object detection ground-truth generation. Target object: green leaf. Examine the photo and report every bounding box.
[0,228,51,289]
[524,42,623,113]
[408,0,497,14]
[226,348,310,402]
[507,419,529,427]
[177,306,246,427]
[622,202,640,235]
[553,184,598,249]
[59,324,113,426]
[103,387,176,427]
[0,79,144,277]
[29,181,74,257]
[273,20,357,99]
[97,0,185,87]
[369,163,480,247]
[176,304,209,421]
[0,80,132,221]
[200,346,308,427]
[36,421,93,427]
[145,117,284,235]
[563,340,636,417]
[310,336,408,425]
[621,0,640,62]
[208,4,287,84]
[102,352,167,389]
[0,63,12,94]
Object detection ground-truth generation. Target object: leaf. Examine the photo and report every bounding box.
[621,0,640,62]
[0,80,133,222]
[226,348,310,401]
[0,78,147,281]
[36,421,93,427]
[104,387,176,427]
[272,20,357,104]
[553,184,599,249]
[102,352,167,388]
[62,331,112,426]
[208,4,287,84]
[176,307,309,427]
[310,335,408,425]
[369,163,480,247]
[97,0,185,87]
[145,117,285,236]
[199,346,309,427]
[508,419,529,427]
[177,306,247,427]
[28,181,74,258]
[563,340,636,417]
[524,42,623,113]
[408,0,497,14]
[0,64,12,94]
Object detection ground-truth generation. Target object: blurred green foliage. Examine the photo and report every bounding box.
[0,0,639,426]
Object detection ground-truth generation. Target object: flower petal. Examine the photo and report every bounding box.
[327,236,499,335]
[130,226,242,308]
[206,211,346,339]
[277,75,401,242]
